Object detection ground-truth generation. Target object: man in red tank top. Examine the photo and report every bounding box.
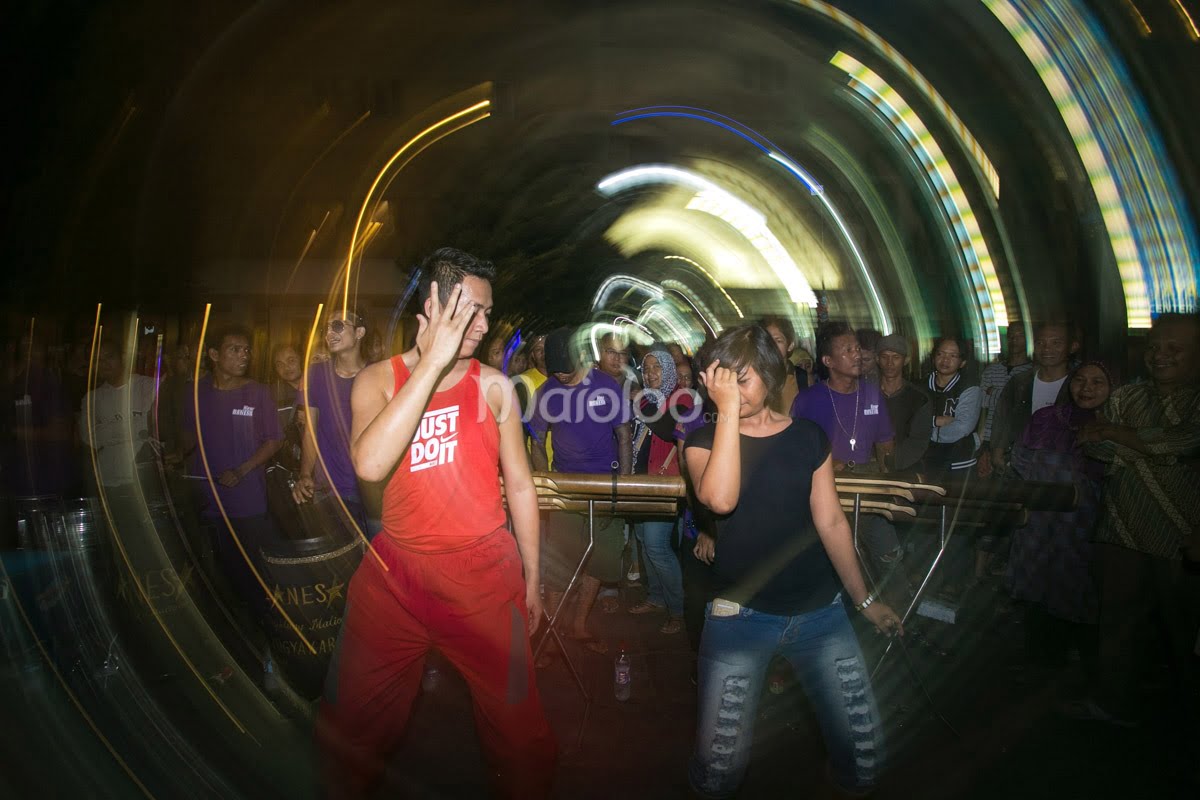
[315,248,556,799]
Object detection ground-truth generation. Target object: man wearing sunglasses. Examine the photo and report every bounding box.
[292,310,370,534]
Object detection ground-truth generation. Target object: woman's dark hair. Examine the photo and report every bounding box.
[697,325,786,402]
[856,328,882,353]
[929,335,979,382]
[416,246,496,306]
[931,335,971,362]
[756,315,795,348]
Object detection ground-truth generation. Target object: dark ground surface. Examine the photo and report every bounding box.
[4,551,1198,799]
[388,572,1199,800]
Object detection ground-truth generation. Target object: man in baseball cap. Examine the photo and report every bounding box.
[876,334,931,471]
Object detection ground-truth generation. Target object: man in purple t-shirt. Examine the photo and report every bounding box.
[182,325,283,602]
[528,327,631,654]
[293,308,368,534]
[791,322,903,570]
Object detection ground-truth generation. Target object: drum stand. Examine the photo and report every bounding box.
[531,500,595,752]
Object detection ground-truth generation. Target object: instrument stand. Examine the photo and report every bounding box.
[531,499,596,752]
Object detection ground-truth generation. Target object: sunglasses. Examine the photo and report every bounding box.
[326,319,359,334]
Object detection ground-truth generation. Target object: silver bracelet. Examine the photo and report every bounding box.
[855,594,875,612]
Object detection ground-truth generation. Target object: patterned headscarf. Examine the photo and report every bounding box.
[639,348,677,405]
[632,349,679,465]
[1019,359,1118,452]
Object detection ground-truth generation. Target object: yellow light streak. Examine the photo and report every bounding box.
[787,0,1000,198]
[301,303,387,570]
[342,98,492,317]
[91,315,253,734]
[1170,0,1200,40]
[193,304,315,654]
[1122,0,1153,36]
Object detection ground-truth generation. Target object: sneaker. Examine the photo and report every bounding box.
[628,601,664,615]
[1059,698,1138,728]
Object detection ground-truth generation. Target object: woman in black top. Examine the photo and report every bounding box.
[684,325,901,798]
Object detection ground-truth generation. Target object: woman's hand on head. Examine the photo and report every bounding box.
[701,362,741,415]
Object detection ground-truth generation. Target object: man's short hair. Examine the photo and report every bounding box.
[416,247,496,306]
[1152,311,1200,342]
[206,324,251,355]
[757,315,796,348]
[856,328,883,353]
[815,321,855,363]
[1032,319,1075,340]
[697,325,786,401]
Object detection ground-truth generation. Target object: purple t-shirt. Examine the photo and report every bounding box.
[303,362,359,499]
[528,369,631,474]
[790,381,894,465]
[184,377,282,519]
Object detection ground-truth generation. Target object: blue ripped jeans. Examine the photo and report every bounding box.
[689,598,884,797]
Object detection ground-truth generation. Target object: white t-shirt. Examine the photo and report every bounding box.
[1032,374,1067,415]
[81,375,157,487]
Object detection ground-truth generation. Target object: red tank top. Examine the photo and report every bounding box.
[381,356,505,551]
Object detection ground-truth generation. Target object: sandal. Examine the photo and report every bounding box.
[628,601,664,616]
[568,633,609,655]
[659,617,684,635]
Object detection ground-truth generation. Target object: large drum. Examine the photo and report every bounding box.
[258,534,364,698]
[10,496,112,668]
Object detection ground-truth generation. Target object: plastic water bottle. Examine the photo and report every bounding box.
[422,664,440,692]
[614,643,632,702]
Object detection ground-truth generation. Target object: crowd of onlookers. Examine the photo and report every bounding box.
[3,297,1198,789]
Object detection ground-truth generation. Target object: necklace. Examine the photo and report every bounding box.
[827,380,860,451]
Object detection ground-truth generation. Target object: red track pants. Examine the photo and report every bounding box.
[315,529,557,798]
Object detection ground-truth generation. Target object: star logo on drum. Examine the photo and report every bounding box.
[323,579,345,607]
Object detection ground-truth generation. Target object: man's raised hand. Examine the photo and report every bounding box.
[415,281,476,370]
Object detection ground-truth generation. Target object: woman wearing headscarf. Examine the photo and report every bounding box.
[1005,361,1116,666]
[629,347,690,633]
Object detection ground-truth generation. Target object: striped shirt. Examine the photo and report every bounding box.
[979,361,1034,442]
[1086,383,1200,558]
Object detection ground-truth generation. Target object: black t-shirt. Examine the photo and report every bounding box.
[883,382,932,471]
[684,419,840,615]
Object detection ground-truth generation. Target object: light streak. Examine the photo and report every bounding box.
[833,51,1005,355]
[193,304,315,654]
[664,254,744,318]
[592,272,664,310]
[1122,0,1153,36]
[598,165,818,307]
[97,316,254,734]
[1170,0,1199,40]
[985,0,1199,325]
[784,0,1000,198]
[610,109,889,329]
[767,152,889,333]
[343,97,492,317]
[300,304,386,569]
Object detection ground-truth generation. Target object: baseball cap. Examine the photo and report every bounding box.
[877,333,909,356]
